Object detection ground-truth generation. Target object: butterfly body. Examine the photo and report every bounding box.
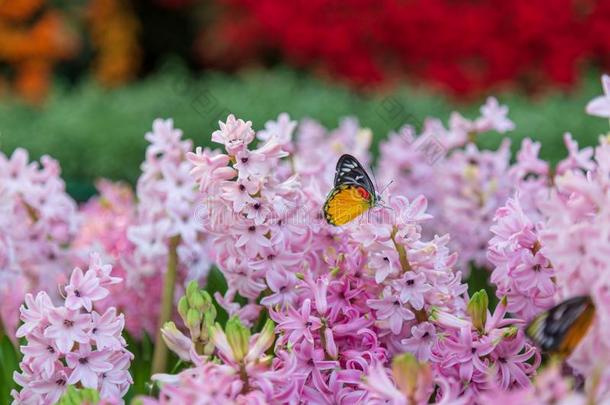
[526,295,595,356]
[323,154,378,226]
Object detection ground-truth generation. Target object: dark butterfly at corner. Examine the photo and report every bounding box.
[323,154,378,226]
[526,295,595,357]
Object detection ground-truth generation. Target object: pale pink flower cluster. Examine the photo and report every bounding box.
[379,97,515,271]
[362,296,540,404]
[487,133,596,321]
[73,119,213,338]
[483,73,610,398]
[487,195,555,320]
[351,195,467,353]
[537,136,610,395]
[71,180,149,336]
[505,138,550,216]
[187,113,308,324]
[0,149,78,338]
[127,118,211,283]
[292,116,373,196]
[12,254,132,404]
[430,298,539,399]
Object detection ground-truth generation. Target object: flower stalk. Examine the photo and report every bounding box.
[151,234,181,374]
[391,226,412,272]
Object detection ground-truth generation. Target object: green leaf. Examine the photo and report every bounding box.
[0,335,20,405]
[204,267,229,326]
[467,265,498,311]
[123,332,153,402]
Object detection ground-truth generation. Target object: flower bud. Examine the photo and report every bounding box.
[201,291,216,317]
[189,292,206,312]
[429,307,471,329]
[187,308,202,340]
[161,321,193,362]
[392,353,431,401]
[467,289,489,332]
[225,316,251,362]
[245,319,275,362]
[177,296,189,323]
[201,310,216,341]
[201,290,214,311]
[186,280,201,307]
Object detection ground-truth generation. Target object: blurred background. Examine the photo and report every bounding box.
[1,0,610,200]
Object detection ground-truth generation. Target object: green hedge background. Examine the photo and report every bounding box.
[1,65,608,201]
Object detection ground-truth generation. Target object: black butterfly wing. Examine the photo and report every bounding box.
[334,154,376,198]
[526,295,595,355]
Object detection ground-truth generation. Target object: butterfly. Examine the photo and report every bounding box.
[526,295,595,356]
[323,154,379,226]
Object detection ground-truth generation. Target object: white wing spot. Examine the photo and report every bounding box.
[553,307,565,320]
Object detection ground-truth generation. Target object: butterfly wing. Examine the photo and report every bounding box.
[323,184,373,226]
[334,154,376,199]
[526,295,595,356]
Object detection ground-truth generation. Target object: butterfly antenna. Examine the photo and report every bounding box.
[379,179,394,196]
[367,160,394,211]
[376,180,395,212]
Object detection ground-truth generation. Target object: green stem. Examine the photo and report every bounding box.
[0,316,5,344]
[151,235,181,374]
[391,226,412,272]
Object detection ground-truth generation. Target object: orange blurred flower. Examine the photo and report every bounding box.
[0,0,79,103]
[87,0,141,87]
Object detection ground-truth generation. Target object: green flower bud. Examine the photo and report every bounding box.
[187,308,202,340]
[177,296,189,323]
[186,280,200,307]
[201,290,214,312]
[207,301,217,320]
[467,289,489,332]
[190,292,206,312]
[225,316,251,362]
[200,310,216,341]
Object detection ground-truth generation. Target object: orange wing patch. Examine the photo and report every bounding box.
[557,302,595,356]
[323,185,372,226]
[526,296,596,358]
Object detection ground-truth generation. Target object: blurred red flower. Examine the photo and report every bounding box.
[201,0,610,94]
